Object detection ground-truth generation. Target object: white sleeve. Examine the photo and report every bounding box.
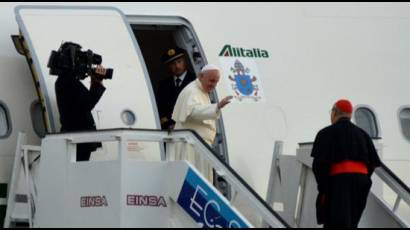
[190,104,220,121]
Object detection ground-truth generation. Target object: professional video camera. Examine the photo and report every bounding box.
[47,41,113,80]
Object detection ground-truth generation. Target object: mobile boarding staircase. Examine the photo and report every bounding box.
[2,129,288,228]
[3,129,409,228]
[266,141,410,228]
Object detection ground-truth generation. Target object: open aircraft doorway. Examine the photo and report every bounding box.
[129,16,232,199]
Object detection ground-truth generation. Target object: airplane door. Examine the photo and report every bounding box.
[15,6,161,160]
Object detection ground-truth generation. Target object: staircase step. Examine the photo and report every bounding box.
[11,202,30,221]
[10,217,29,223]
[14,194,28,203]
[10,220,30,228]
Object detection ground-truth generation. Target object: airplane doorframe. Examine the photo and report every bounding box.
[127,16,232,191]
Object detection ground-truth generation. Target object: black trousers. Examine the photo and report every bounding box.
[324,174,372,228]
[76,143,93,162]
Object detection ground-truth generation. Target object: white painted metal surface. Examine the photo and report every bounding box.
[267,142,409,228]
[15,6,161,161]
[0,3,408,227]
[4,133,40,228]
[0,2,408,203]
[32,129,287,228]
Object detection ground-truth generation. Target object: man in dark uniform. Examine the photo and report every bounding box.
[311,99,381,228]
[156,47,196,130]
[55,65,107,161]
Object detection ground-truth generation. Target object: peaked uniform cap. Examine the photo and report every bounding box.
[162,47,186,64]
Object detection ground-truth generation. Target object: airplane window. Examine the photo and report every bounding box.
[30,100,46,138]
[399,108,410,141]
[0,102,11,138]
[121,110,136,126]
[354,107,379,138]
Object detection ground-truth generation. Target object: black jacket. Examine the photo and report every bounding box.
[156,71,196,129]
[55,75,105,150]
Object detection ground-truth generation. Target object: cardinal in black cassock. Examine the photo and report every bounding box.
[311,99,381,228]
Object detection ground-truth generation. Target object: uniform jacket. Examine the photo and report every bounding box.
[156,71,196,129]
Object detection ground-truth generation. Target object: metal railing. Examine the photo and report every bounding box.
[292,142,409,228]
[4,133,40,228]
[44,128,290,228]
[374,163,410,226]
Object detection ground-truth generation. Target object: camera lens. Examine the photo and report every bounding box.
[93,54,102,65]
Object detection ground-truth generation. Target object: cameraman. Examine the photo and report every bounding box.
[55,65,107,161]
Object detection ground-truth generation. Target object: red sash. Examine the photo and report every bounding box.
[330,160,368,176]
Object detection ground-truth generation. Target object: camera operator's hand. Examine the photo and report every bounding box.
[91,65,106,85]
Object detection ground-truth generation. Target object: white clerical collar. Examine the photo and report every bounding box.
[174,71,187,84]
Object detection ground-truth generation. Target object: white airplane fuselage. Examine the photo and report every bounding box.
[0,2,409,206]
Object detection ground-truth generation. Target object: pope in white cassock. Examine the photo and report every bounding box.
[172,64,232,183]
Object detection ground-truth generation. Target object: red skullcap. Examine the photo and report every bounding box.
[335,99,353,114]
